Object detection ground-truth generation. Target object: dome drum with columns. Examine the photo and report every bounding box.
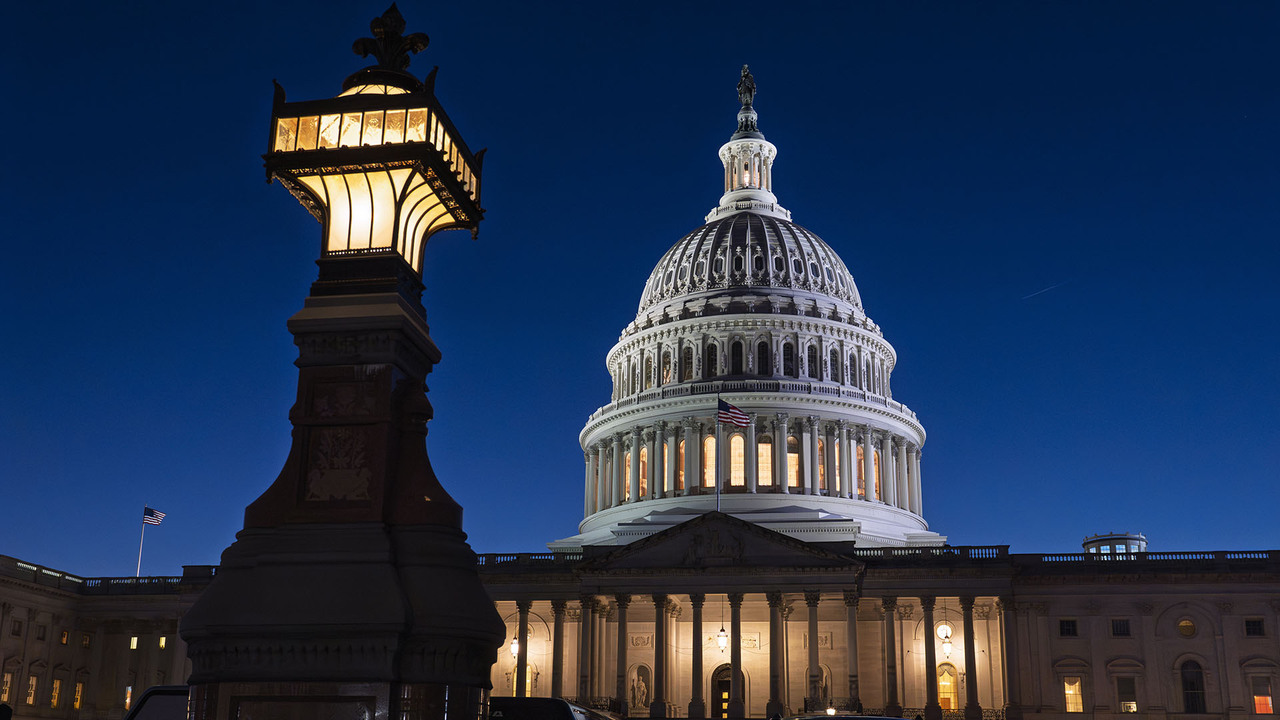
[551,69,944,551]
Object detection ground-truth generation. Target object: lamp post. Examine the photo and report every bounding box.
[181,7,503,720]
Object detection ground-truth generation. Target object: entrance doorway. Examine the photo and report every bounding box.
[712,664,733,719]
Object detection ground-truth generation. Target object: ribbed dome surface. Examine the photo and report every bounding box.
[637,212,863,319]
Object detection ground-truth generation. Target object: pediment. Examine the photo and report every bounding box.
[580,511,861,573]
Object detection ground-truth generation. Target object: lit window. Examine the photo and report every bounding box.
[856,445,865,496]
[639,447,648,497]
[130,636,139,650]
[1059,619,1079,637]
[661,353,672,385]
[1111,619,1131,637]
[2,671,11,702]
[730,435,746,486]
[125,685,133,710]
[873,449,881,497]
[702,435,717,488]
[51,678,61,708]
[676,440,685,491]
[1252,677,1274,714]
[1117,677,1137,713]
[26,675,37,705]
[757,438,774,486]
[81,633,91,649]
[817,439,826,491]
[1178,619,1197,638]
[60,630,68,645]
[74,682,83,710]
[937,664,958,710]
[1064,677,1084,712]
[159,636,167,650]
[1246,619,1266,637]
[623,452,632,501]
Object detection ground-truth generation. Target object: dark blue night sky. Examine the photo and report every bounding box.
[3,1,1277,576]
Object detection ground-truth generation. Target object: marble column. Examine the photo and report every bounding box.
[630,430,643,503]
[838,422,852,499]
[584,452,595,517]
[774,413,789,494]
[805,591,822,709]
[664,423,677,499]
[596,442,609,510]
[651,594,668,718]
[728,592,745,718]
[999,597,1023,720]
[961,596,981,720]
[896,441,909,511]
[578,596,594,700]
[613,434,626,507]
[807,417,821,495]
[882,597,902,717]
[911,449,923,515]
[862,429,876,502]
[745,414,758,493]
[645,427,660,499]
[766,592,785,718]
[843,590,861,711]
[921,596,941,720]
[516,599,531,697]
[684,420,699,495]
[880,433,895,506]
[551,600,566,698]
[689,593,706,719]
[615,595,631,715]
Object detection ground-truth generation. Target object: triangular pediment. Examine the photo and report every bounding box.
[580,511,862,573]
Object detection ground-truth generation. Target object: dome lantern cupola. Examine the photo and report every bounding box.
[708,66,791,222]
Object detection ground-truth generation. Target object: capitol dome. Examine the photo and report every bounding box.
[552,67,943,550]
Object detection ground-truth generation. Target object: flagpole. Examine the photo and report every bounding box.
[136,513,146,577]
[715,394,722,513]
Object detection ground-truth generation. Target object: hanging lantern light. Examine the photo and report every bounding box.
[716,626,729,652]
[509,634,519,659]
[936,621,954,659]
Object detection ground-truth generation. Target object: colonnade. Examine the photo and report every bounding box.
[583,417,923,518]
[502,591,1017,720]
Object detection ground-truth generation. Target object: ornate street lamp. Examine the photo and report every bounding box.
[266,3,484,287]
[181,7,503,720]
[937,621,954,659]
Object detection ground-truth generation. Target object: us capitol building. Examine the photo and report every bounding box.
[2,71,1278,720]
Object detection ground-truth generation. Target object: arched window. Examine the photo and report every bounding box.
[730,435,745,486]
[757,342,771,376]
[856,445,866,498]
[807,346,820,379]
[829,349,840,382]
[623,451,632,502]
[705,344,718,379]
[757,437,774,486]
[661,352,672,385]
[817,439,827,491]
[638,447,648,498]
[783,343,796,378]
[849,353,859,386]
[676,440,685,491]
[1181,661,1207,714]
[938,663,959,710]
[644,356,654,390]
[681,347,694,382]
[702,435,716,488]
[730,341,744,374]
[1063,676,1084,713]
[787,436,801,488]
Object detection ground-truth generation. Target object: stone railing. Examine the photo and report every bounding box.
[477,552,584,567]
[588,379,917,424]
[0,556,218,595]
[1023,550,1278,564]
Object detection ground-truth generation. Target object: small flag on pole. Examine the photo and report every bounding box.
[717,399,750,428]
[142,507,166,525]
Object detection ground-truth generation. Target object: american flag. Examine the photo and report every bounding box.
[142,507,166,526]
[717,399,750,428]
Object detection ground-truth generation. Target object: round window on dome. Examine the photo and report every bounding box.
[678,266,688,281]
[825,267,834,282]
[733,255,745,273]
[714,257,725,274]
[792,258,803,275]
[754,255,765,272]
[666,270,674,285]
[696,261,705,276]
[810,261,820,277]
[773,256,784,273]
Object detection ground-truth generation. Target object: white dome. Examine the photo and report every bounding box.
[555,68,942,551]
